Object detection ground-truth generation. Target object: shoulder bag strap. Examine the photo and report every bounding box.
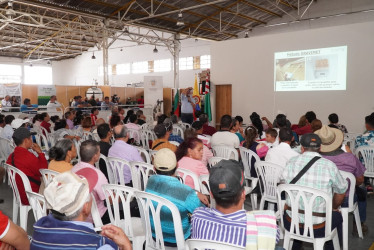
[152,141,165,150]
[290,156,321,184]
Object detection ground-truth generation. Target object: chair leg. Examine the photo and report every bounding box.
[353,207,363,239]
[283,231,290,250]
[268,202,275,211]
[132,236,145,250]
[250,193,257,210]
[259,197,265,210]
[12,198,19,225]
[19,206,29,231]
[341,210,348,250]
[332,233,341,250]
[314,239,326,250]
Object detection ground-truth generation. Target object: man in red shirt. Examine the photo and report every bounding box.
[0,210,30,249]
[6,127,48,205]
[199,113,216,136]
[293,111,316,136]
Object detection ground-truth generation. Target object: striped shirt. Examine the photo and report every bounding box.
[191,207,247,247]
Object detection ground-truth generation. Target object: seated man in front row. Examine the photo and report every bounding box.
[145,148,209,247]
[282,133,348,250]
[31,171,131,250]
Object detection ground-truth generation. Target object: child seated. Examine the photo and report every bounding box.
[265,128,279,148]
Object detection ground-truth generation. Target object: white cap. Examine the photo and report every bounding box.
[11,118,30,129]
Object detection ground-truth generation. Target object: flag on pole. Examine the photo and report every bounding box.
[173,89,180,117]
[193,74,199,97]
[205,71,210,94]
[204,92,212,121]
[193,74,201,115]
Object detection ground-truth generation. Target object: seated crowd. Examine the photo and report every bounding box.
[0,93,372,250]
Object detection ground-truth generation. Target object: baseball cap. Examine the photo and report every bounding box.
[44,171,92,217]
[154,148,177,171]
[154,124,167,138]
[11,118,30,129]
[209,160,245,198]
[12,127,36,141]
[18,113,29,119]
[300,133,322,148]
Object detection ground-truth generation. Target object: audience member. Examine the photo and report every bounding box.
[157,114,168,124]
[191,160,279,248]
[265,128,279,148]
[0,114,5,134]
[97,123,112,179]
[184,128,213,166]
[40,112,51,133]
[123,110,134,124]
[265,128,299,167]
[199,113,216,136]
[11,118,29,130]
[1,95,11,112]
[311,119,322,132]
[20,98,38,113]
[176,138,209,189]
[46,95,61,112]
[145,149,208,246]
[108,125,144,185]
[315,125,368,235]
[291,115,307,131]
[180,87,195,124]
[282,133,348,250]
[293,112,315,135]
[10,96,20,111]
[152,123,177,152]
[48,139,76,172]
[230,117,245,143]
[272,113,291,129]
[73,96,91,109]
[87,95,97,107]
[117,106,125,121]
[0,210,30,249]
[81,117,93,140]
[109,113,122,128]
[6,128,48,205]
[124,114,140,143]
[31,171,131,249]
[243,126,268,177]
[90,108,99,126]
[53,119,80,142]
[101,96,114,110]
[137,95,144,108]
[250,112,265,139]
[72,140,110,224]
[0,115,15,140]
[64,111,75,130]
[164,118,183,144]
[328,113,348,133]
[211,115,240,150]
[136,110,146,125]
[192,121,210,147]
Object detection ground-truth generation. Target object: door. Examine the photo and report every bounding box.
[215,84,232,129]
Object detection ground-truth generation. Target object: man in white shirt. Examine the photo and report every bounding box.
[0,115,15,140]
[46,95,61,112]
[1,95,12,112]
[265,127,299,167]
[211,115,240,149]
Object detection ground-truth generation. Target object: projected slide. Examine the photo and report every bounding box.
[274,46,347,91]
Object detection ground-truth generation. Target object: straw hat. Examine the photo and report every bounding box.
[314,125,344,153]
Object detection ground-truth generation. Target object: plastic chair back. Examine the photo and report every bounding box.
[135,146,151,164]
[127,128,141,145]
[169,141,180,147]
[39,169,59,187]
[356,146,374,177]
[199,174,215,209]
[208,156,225,168]
[181,123,191,130]
[176,168,200,191]
[130,161,155,191]
[35,132,50,151]
[212,146,238,160]
[135,191,185,250]
[172,125,184,139]
[26,191,47,221]
[239,146,260,180]
[74,140,81,160]
[185,239,244,250]
[91,193,103,230]
[94,154,108,170]
[106,157,131,185]
[0,137,15,163]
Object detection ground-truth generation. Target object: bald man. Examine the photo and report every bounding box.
[108,125,144,186]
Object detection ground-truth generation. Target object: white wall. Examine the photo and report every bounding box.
[52,38,211,88]
[211,12,374,133]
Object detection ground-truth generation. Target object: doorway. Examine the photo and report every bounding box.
[215,84,232,129]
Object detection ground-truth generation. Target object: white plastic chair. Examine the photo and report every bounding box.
[185,239,244,250]
[106,157,132,185]
[94,154,108,171]
[40,126,54,147]
[140,123,150,130]
[74,140,81,161]
[208,156,225,168]
[102,184,145,248]
[239,146,260,210]
[172,125,184,139]
[339,171,363,250]
[255,161,284,211]
[181,123,191,130]
[135,191,186,250]
[212,146,238,160]
[149,150,158,164]
[199,174,215,209]
[128,128,141,145]
[169,141,180,147]
[130,161,155,191]
[35,132,50,151]
[26,191,47,221]
[355,146,374,184]
[140,129,157,150]
[277,184,340,250]
[91,193,103,231]
[0,137,15,162]
[176,168,200,191]
[5,164,32,230]
[39,169,59,187]
[135,146,151,164]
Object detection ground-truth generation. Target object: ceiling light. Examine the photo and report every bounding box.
[82,35,87,43]
[123,27,129,34]
[47,60,51,65]
[153,46,158,53]
[195,38,198,42]
[29,63,32,67]
[91,52,96,59]
[120,48,123,51]
[244,31,249,38]
[176,11,185,26]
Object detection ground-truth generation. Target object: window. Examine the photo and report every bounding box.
[24,66,52,85]
[132,61,148,74]
[179,57,193,70]
[116,63,131,75]
[200,55,211,69]
[154,59,171,72]
[0,64,22,84]
[98,66,113,76]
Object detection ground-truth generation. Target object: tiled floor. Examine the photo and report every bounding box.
[1,181,373,249]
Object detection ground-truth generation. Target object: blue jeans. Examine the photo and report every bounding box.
[341,190,367,223]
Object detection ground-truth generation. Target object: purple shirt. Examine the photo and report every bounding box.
[66,119,74,130]
[108,140,144,183]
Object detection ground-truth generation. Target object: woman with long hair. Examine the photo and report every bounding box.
[249,112,265,139]
[48,139,77,172]
[175,137,209,189]
[243,126,268,177]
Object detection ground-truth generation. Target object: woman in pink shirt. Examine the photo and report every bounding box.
[176,138,209,189]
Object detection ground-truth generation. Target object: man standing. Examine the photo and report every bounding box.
[1,95,11,112]
[108,125,144,185]
[180,87,195,124]
[282,133,348,250]
[46,95,61,112]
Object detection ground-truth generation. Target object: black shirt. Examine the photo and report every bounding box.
[99,141,111,180]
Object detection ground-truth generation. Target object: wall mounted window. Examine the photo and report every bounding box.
[200,55,211,69]
[132,61,148,74]
[0,64,22,84]
[116,63,131,75]
[154,59,171,72]
[179,57,193,70]
[98,66,113,76]
[24,66,52,85]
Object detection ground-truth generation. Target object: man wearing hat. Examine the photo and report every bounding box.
[145,148,208,246]
[282,133,348,250]
[11,118,30,130]
[31,171,132,250]
[6,127,48,206]
[151,123,177,152]
[315,125,367,235]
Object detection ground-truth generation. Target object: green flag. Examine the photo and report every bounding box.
[173,89,180,117]
[204,93,212,121]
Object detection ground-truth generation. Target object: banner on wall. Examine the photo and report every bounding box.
[38,86,56,105]
[144,76,163,114]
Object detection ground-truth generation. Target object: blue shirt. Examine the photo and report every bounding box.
[20,104,38,112]
[145,175,202,243]
[169,134,183,144]
[181,94,194,114]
